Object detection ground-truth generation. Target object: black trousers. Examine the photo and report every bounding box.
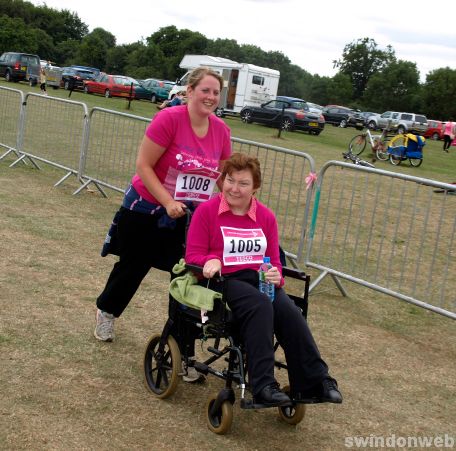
[97,208,186,317]
[213,270,329,396]
[443,134,453,150]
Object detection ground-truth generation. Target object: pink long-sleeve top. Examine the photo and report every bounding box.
[185,193,284,286]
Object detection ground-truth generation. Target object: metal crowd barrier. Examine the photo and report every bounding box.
[232,137,315,266]
[8,92,89,187]
[0,86,24,161]
[1,83,454,320]
[76,107,149,196]
[306,161,456,319]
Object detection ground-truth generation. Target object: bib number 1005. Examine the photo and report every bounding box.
[229,238,262,254]
[179,175,211,192]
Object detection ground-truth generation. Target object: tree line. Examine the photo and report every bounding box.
[1,0,455,120]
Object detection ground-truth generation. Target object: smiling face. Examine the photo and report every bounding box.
[186,74,221,116]
[222,169,255,214]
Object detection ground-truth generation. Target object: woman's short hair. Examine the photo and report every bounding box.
[221,152,262,189]
[187,67,224,92]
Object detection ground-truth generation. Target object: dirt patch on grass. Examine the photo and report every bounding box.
[1,160,455,451]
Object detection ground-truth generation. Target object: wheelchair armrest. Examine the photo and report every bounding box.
[185,263,204,274]
[185,264,224,282]
[282,266,309,281]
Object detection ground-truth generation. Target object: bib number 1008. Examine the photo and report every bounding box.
[179,175,211,192]
[229,238,262,253]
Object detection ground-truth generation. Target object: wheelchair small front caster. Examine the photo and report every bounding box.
[277,385,306,425]
[205,393,234,434]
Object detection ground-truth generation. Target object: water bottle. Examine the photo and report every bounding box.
[258,256,275,301]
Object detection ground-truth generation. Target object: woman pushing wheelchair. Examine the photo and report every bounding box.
[185,152,342,406]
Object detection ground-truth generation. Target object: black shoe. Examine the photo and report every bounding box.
[254,382,292,407]
[293,376,343,404]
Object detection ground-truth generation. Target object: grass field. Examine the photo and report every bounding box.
[1,80,455,450]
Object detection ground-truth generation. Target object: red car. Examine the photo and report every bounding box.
[83,73,137,98]
[423,120,444,140]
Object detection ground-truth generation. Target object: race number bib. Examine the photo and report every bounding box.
[221,227,267,266]
[174,167,220,202]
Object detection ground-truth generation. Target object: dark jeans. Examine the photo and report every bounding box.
[97,207,186,317]
[443,134,453,150]
[209,270,329,396]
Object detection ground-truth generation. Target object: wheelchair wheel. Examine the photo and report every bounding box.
[143,333,181,399]
[205,394,233,434]
[277,385,306,425]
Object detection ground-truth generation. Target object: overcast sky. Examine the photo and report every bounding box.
[31,0,456,80]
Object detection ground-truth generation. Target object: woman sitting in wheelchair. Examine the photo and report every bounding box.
[185,152,342,406]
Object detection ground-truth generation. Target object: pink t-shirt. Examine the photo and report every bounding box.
[131,105,231,204]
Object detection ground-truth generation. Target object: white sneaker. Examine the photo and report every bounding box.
[182,359,206,383]
[94,309,115,342]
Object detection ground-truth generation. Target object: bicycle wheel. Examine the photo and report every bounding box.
[409,157,423,167]
[349,135,367,155]
[374,138,389,161]
[389,154,402,166]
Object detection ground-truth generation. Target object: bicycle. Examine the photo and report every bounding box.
[342,149,375,168]
[348,126,391,160]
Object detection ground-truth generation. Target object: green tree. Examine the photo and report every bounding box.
[334,37,396,100]
[122,42,165,79]
[0,15,38,54]
[422,68,456,120]
[76,28,116,70]
[326,73,353,105]
[363,60,422,112]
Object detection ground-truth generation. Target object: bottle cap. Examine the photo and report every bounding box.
[263,256,270,263]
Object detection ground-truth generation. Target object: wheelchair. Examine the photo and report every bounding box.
[142,256,316,434]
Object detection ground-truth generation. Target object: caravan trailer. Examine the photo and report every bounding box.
[168,55,280,116]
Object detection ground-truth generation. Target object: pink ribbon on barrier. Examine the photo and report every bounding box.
[305,172,317,190]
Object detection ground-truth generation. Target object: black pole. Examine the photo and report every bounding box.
[277,105,285,138]
[127,82,133,109]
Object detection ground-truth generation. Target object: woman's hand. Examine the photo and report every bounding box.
[265,266,282,287]
[203,259,222,279]
[164,200,187,219]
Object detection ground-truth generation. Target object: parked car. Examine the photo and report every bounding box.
[61,67,96,90]
[423,120,445,140]
[307,102,324,114]
[71,65,101,78]
[240,96,325,135]
[321,105,364,129]
[394,112,428,135]
[0,52,40,83]
[84,74,143,98]
[366,111,400,130]
[140,78,175,102]
[359,111,377,125]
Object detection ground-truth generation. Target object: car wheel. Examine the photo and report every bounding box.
[241,109,252,123]
[5,70,12,82]
[281,117,295,131]
[339,119,348,128]
[397,126,406,134]
[29,78,35,87]
[105,89,111,98]
[368,121,376,130]
[215,108,224,118]
[64,80,70,90]
[84,85,90,94]
[150,94,157,103]
[432,133,439,140]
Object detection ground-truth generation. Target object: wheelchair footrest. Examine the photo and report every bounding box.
[240,398,291,410]
[292,396,327,405]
